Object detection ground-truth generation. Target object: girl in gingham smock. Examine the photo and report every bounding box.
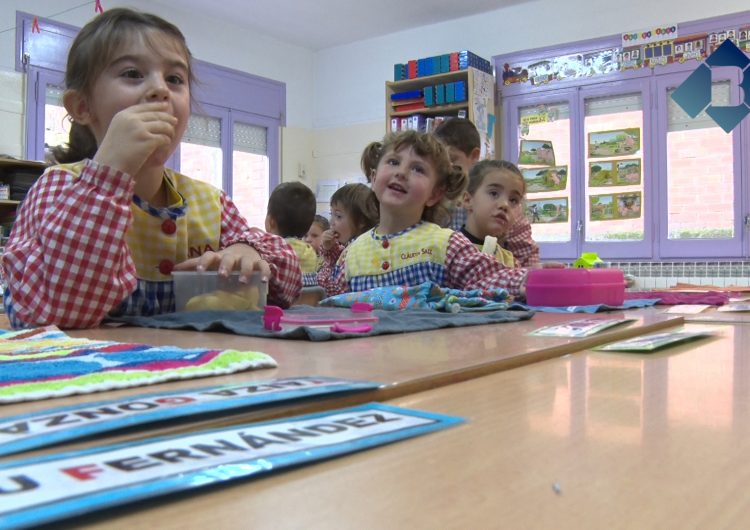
[321,130,528,297]
[0,9,300,328]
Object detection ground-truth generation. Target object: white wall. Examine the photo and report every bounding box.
[0,0,315,182]
[1,0,748,189]
[0,69,23,157]
[312,0,750,188]
[315,0,750,126]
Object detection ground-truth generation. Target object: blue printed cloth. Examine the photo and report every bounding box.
[319,281,512,312]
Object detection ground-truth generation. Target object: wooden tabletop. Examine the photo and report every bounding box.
[59,321,748,529]
[2,309,681,420]
[0,309,683,460]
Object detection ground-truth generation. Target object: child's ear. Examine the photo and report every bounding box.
[264,214,277,234]
[469,147,481,166]
[461,190,473,210]
[426,187,445,208]
[63,90,92,125]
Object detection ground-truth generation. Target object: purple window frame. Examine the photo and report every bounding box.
[502,88,579,259]
[24,67,64,162]
[17,11,284,195]
[494,11,750,260]
[504,79,653,260]
[655,70,744,258]
[579,77,653,260]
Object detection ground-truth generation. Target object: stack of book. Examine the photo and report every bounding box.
[394,51,492,80]
[390,115,457,133]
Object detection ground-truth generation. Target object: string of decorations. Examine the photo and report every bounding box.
[0,1,104,36]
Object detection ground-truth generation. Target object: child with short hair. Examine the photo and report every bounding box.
[316,183,379,294]
[265,182,318,281]
[0,8,300,328]
[462,160,526,268]
[434,118,540,268]
[304,214,330,254]
[322,130,528,297]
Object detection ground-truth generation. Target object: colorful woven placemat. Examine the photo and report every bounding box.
[0,326,276,403]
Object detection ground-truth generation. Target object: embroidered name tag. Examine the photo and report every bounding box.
[400,247,434,261]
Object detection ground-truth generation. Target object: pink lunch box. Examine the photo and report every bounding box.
[525,268,626,307]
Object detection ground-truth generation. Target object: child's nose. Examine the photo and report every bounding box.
[144,77,169,102]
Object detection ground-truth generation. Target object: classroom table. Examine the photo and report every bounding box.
[58,320,749,529]
[1,309,682,428]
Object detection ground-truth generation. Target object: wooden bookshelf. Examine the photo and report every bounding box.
[0,158,47,238]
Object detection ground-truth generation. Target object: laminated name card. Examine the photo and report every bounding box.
[0,403,463,528]
[594,329,714,352]
[0,377,381,457]
[529,317,635,337]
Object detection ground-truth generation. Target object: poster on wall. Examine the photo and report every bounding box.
[500,62,529,85]
[589,192,642,221]
[527,59,555,85]
[470,68,496,160]
[708,29,737,54]
[588,162,617,187]
[644,39,676,67]
[739,27,750,52]
[552,54,584,81]
[590,194,616,221]
[581,49,619,76]
[618,45,643,70]
[617,192,642,218]
[588,128,641,158]
[616,159,642,185]
[621,24,678,47]
[526,198,568,224]
[522,166,568,193]
[519,140,556,166]
[520,110,550,126]
[673,34,707,63]
[497,24,739,92]
[588,159,641,187]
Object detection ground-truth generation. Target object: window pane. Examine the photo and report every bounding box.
[517,102,571,242]
[44,85,69,164]
[584,93,644,242]
[180,114,223,190]
[666,82,733,239]
[232,122,269,229]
